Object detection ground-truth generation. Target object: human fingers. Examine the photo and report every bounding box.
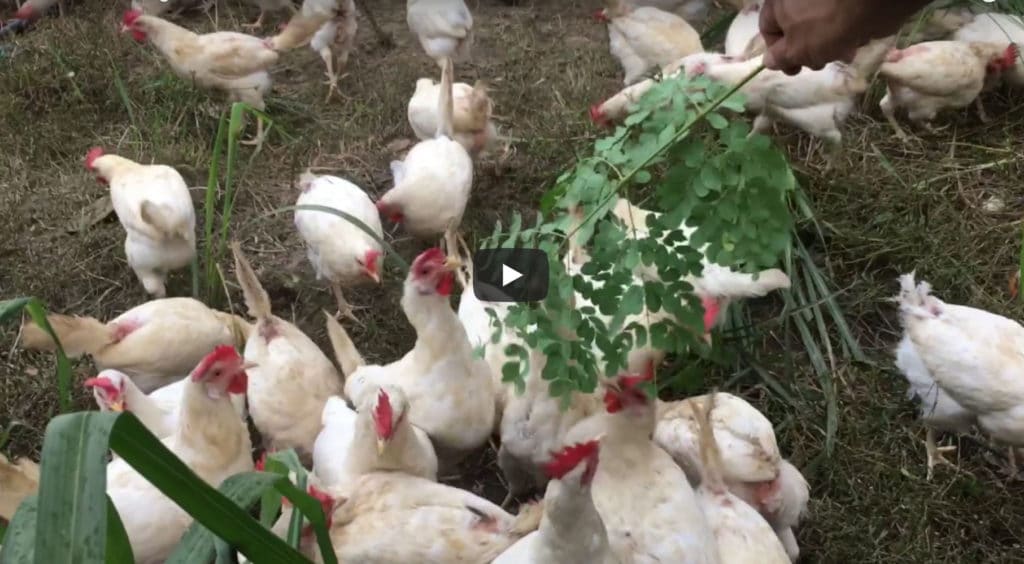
[759,0,783,47]
[762,40,802,75]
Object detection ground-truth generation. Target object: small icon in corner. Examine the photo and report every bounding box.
[473,248,548,303]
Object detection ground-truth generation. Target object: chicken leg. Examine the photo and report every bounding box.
[975,97,990,124]
[320,47,341,102]
[925,428,956,480]
[442,222,463,272]
[331,283,362,327]
[879,93,909,142]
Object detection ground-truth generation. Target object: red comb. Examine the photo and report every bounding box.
[592,9,609,22]
[375,200,403,223]
[589,103,609,127]
[255,452,267,472]
[1003,43,1020,69]
[364,249,381,277]
[85,147,104,170]
[701,295,721,331]
[307,484,334,518]
[412,248,446,269]
[83,376,119,397]
[122,9,142,27]
[191,345,240,381]
[13,4,36,20]
[373,389,394,440]
[544,440,600,480]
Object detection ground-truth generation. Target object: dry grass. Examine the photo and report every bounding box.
[2,0,1024,561]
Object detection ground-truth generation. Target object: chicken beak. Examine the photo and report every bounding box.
[376,437,387,456]
[365,269,381,284]
[109,398,125,413]
[119,24,129,33]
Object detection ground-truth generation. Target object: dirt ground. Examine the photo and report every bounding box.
[2,0,1024,562]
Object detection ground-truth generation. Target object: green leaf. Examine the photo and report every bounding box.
[0,495,38,564]
[167,472,282,564]
[33,412,315,564]
[705,112,728,129]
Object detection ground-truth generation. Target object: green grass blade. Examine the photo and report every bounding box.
[104,496,134,564]
[274,479,336,564]
[32,412,311,563]
[166,472,282,564]
[0,298,73,412]
[0,494,37,564]
[34,412,116,563]
[202,113,229,301]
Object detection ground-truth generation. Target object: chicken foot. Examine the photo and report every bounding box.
[441,222,463,272]
[240,119,266,150]
[975,97,990,124]
[925,428,957,480]
[320,47,342,103]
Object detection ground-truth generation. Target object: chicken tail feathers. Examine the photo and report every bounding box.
[692,392,727,494]
[20,313,111,358]
[436,57,455,139]
[231,241,273,320]
[0,453,40,521]
[324,311,364,377]
[140,200,191,240]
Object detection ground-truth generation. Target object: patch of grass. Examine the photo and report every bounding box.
[3,1,1024,562]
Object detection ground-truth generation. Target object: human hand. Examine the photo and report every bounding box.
[759,0,933,75]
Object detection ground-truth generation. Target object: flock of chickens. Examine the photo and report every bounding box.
[1,0,1023,562]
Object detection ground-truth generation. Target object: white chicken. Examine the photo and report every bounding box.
[377,59,473,263]
[498,347,602,498]
[20,297,249,392]
[589,76,657,127]
[596,0,703,85]
[268,0,357,100]
[406,0,473,66]
[655,393,780,486]
[313,388,439,490]
[655,394,809,561]
[319,472,542,563]
[724,1,764,59]
[895,332,975,480]
[107,345,253,563]
[83,369,247,439]
[120,10,278,146]
[564,370,720,564]
[878,41,1019,139]
[493,440,616,564]
[132,0,210,16]
[231,242,343,460]
[408,75,497,156]
[691,394,791,564]
[610,197,791,340]
[84,147,195,298]
[343,248,495,466]
[895,272,1024,475]
[315,314,439,486]
[953,12,1024,86]
[294,171,383,323]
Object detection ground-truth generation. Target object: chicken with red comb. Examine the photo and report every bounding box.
[562,367,719,563]
[495,439,615,564]
[106,344,253,562]
[342,246,494,469]
[119,9,278,147]
[312,384,437,490]
[294,171,384,324]
[20,297,249,393]
[85,147,196,298]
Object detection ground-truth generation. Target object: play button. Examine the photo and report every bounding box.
[502,264,523,286]
[473,248,549,303]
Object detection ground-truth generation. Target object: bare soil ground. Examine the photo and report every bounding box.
[2,1,1024,561]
